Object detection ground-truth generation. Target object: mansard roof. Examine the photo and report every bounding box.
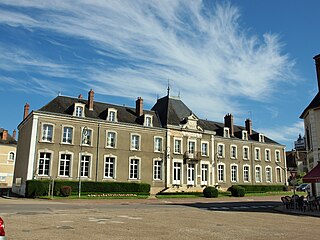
[300,92,320,119]
[0,128,17,145]
[152,95,279,145]
[37,96,162,127]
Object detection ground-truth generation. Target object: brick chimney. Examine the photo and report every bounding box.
[224,113,234,136]
[88,89,94,111]
[245,118,252,135]
[23,103,29,120]
[12,129,16,140]
[136,97,143,117]
[2,130,8,141]
[313,54,320,92]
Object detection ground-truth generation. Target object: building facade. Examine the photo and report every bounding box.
[13,90,287,196]
[0,129,17,189]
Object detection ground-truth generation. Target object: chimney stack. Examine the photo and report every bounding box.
[224,113,234,136]
[313,54,320,92]
[245,118,252,135]
[78,94,83,99]
[2,130,8,141]
[12,129,16,140]
[88,89,94,111]
[136,97,143,117]
[23,103,30,120]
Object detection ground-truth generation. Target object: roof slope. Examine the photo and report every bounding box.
[300,92,320,118]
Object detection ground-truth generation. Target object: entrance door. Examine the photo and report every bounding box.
[187,163,195,185]
[173,162,181,185]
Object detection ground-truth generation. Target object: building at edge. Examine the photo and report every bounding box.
[12,90,287,196]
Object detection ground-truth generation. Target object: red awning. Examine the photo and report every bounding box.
[303,163,320,183]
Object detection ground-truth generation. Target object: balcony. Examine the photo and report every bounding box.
[183,151,201,161]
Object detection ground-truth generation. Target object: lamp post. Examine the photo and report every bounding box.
[290,169,298,209]
[79,126,88,198]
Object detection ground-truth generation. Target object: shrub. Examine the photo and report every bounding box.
[60,186,72,197]
[229,185,245,197]
[235,185,284,193]
[203,186,218,198]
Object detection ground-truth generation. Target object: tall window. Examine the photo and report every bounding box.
[154,137,163,152]
[131,134,140,150]
[82,128,92,145]
[201,164,208,185]
[231,165,238,182]
[266,167,272,182]
[42,124,53,142]
[62,127,73,144]
[8,152,15,161]
[174,139,182,154]
[255,166,261,182]
[243,166,249,182]
[38,152,51,176]
[217,144,224,157]
[129,158,140,179]
[80,155,90,177]
[104,157,115,178]
[108,111,116,122]
[224,128,230,138]
[275,150,281,162]
[231,145,237,159]
[145,116,152,127]
[265,149,271,161]
[242,131,248,140]
[188,140,196,154]
[276,168,282,183]
[187,163,195,185]
[173,162,181,185]
[201,142,208,156]
[255,148,260,160]
[153,160,162,180]
[218,164,225,182]
[59,154,71,177]
[243,146,249,160]
[75,106,83,117]
[107,132,116,148]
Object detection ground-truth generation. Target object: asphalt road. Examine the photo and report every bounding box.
[1,196,319,240]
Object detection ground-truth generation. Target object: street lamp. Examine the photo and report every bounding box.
[79,126,88,198]
[290,169,298,209]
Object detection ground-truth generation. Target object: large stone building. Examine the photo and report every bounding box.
[0,128,17,189]
[12,90,287,196]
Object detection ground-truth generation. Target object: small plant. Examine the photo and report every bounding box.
[60,186,72,197]
[229,185,245,197]
[203,186,218,198]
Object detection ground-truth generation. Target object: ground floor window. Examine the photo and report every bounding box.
[38,152,51,176]
[218,164,225,182]
[153,160,162,180]
[187,163,195,185]
[173,162,181,185]
[104,157,115,178]
[129,158,140,179]
[243,166,250,182]
[201,164,208,185]
[80,155,91,177]
[59,153,71,177]
[255,166,261,182]
[231,165,238,182]
[266,167,272,182]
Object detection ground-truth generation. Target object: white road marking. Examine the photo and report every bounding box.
[118,215,142,220]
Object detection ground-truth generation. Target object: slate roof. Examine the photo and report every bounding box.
[0,128,17,145]
[37,96,162,127]
[300,92,320,118]
[152,95,279,145]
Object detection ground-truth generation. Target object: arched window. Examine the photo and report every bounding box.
[8,152,15,161]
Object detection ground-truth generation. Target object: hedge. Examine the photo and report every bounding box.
[229,185,245,197]
[203,187,218,198]
[235,185,285,193]
[26,180,150,198]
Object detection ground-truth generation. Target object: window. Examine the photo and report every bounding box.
[187,163,195,185]
[218,164,225,182]
[265,149,271,161]
[154,137,163,152]
[275,150,281,162]
[153,160,162,180]
[81,128,92,145]
[108,110,116,122]
[62,126,73,144]
[8,152,15,161]
[255,148,260,160]
[59,153,71,177]
[42,124,53,142]
[38,152,51,176]
[231,165,238,182]
[217,144,224,158]
[80,155,91,177]
[174,139,182,154]
[131,134,140,150]
[201,164,208,185]
[173,162,182,185]
[266,167,272,182]
[224,128,230,138]
[145,115,153,127]
[230,145,237,159]
[243,166,250,182]
[276,167,282,183]
[255,166,262,182]
[129,158,140,179]
[104,157,115,178]
[243,146,249,160]
[201,142,208,156]
[75,106,84,117]
[242,131,248,140]
[106,131,116,148]
[0,176,6,182]
[259,134,264,142]
[188,140,196,154]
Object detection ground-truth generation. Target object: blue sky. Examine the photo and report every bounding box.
[0,0,319,149]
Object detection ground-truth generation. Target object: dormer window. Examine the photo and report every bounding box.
[223,128,230,138]
[74,103,85,117]
[144,115,153,127]
[259,134,264,143]
[242,131,248,140]
[107,108,117,122]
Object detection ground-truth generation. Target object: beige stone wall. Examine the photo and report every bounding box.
[0,144,16,188]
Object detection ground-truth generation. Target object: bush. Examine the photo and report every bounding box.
[229,185,245,197]
[60,186,72,197]
[235,185,284,193]
[26,180,50,198]
[203,186,218,198]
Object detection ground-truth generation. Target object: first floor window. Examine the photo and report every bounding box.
[62,127,73,144]
[255,166,261,182]
[218,164,224,182]
[153,160,162,180]
[80,155,90,177]
[173,162,181,185]
[243,147,249,160]
[275,150,281,162]
[188,141,196,154]
[243,166,249,182]
[131,135,140,150]
[38,152,51,176]
[42,124,53,142]
[59,154,71,177]
[231,146,237,159]
[217,144,224,157]
[265,149,271,161]
[129,158,139,179]
[231,165,238,182]
[266,167,272,182]
[104,157,115,178]
[201,143,208,156]
[201,164,208,184]
[154,137,163,152]
[8,152,15,161]
[107,132,116,148]
[255,148,260,160]
[174,139,182,154]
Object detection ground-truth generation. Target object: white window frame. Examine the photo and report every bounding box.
[217,163,225,182]
[275,150,281,162]
[265,166,272,183]
[58,151,73,178]
[265,148,271,162]
[254,147,261,161]
[128,157,141,180]
[153,158,163,181]
[259,134,265,143]
[201,163,209,186]
[276,167,282,183]
[37,150,53,177]
[255,165,262,183]
[104,155,117,179]
[243,165,250,182]
[144,114,153,127]
[230,145,237,159]
[107,108,118,122]
[130,134,141,151]
[8,151,15,161]
[74,103,85,117]
[201,141,209,156]
[81,127,93,146]
[217,143,225,158]
[173,138,183,154]
[41,123,54,142]
[188,139,196,154]
[187,163,196,186]
[231,164,238,182]
[223,127,230,138]
[242,130,248,140]
[106,131,117,148]
[154,136,163,152]
[243,146,249,160]
[80,153,92,178]
[173,160,183,185]
[61,126,74,144]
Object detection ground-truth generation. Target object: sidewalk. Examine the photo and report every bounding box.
[274,205,320,217]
